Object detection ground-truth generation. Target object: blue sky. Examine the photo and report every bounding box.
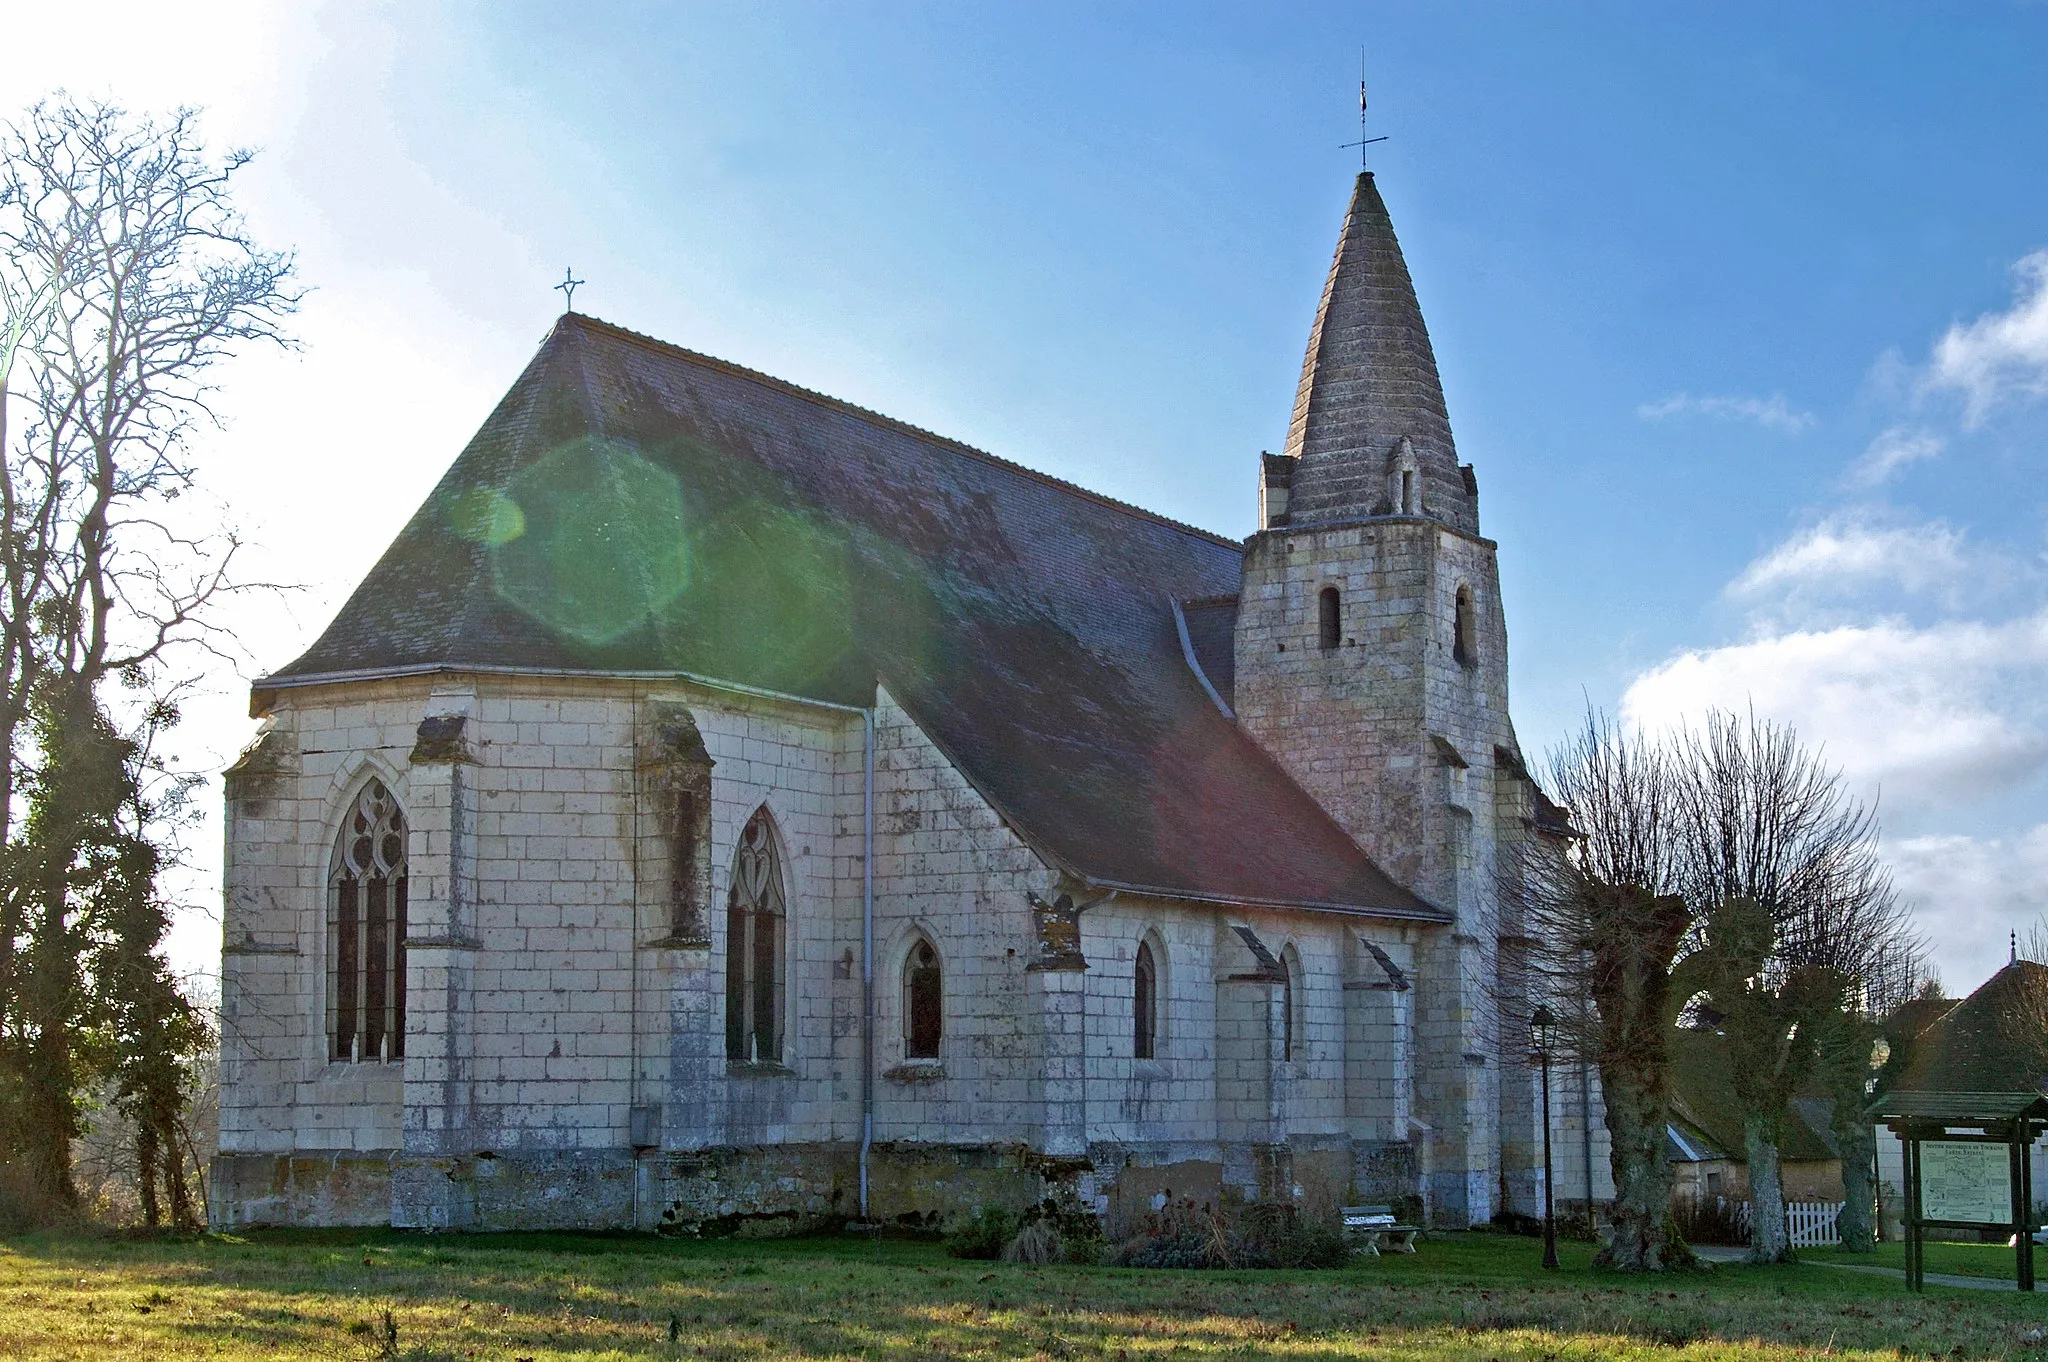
[9,2,2047,991]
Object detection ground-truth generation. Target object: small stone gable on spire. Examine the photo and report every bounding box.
[1273,172,1478,534]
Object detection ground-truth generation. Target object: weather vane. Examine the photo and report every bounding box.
[1340,52,1389,169]
[555,266,585,313]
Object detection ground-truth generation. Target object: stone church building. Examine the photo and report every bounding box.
[212,171,1595,1232]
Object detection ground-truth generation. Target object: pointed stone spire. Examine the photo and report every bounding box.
[1275,172,1477,534]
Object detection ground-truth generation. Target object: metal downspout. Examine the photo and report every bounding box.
[859,707,875,1220]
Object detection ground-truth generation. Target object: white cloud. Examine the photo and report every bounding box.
[1621,611,2048,811]
[1845,425,1944,488]
[1926,248,2048,426]
[1726,515,1971,605]
[1637,392,1815,433]
[1886,826,2048,992]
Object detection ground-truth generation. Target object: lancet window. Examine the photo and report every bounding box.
[1279,946,1298,1062]
[725,808,787,1065]
[1133,939,1158,1060]
[328,779,408,1063]
[905,938,943,1059]
[1454,585,1476,668]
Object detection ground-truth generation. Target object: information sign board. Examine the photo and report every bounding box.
[1920,1141,2011,1225]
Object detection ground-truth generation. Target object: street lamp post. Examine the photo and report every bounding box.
[1531,1004,1560,1270]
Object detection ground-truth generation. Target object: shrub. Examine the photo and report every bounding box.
[1001,1219,1062,1264]
[1025,1193,1105,1266]
[1108,1195,1350,1270]
[1671,1195,1747,1247]
[943,1204,1019,1260]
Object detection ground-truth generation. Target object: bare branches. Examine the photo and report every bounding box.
[0,95,294,1218]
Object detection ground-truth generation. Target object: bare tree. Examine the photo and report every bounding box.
[0,97,294,1214]
[1670,711,1916,1263]
[1518,713,1697,1270]
[1813,935,1927,1252]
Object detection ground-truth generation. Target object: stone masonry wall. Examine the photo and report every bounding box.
[217,669,1457,1230]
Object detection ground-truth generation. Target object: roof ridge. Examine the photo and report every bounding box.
[554,312,1243,554]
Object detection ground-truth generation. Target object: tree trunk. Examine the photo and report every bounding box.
[158,1108,194,1229]
[1593,1051,1686,1270]
[1743,1115,1790,1263]
[1833,1117,1877,1252]
[135,1119,162,1228]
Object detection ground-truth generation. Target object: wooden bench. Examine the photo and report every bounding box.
[1342,1204,1420,1256]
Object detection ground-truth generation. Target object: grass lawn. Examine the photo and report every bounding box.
[2,1227,2044,1361]
[1803,1238,2039,1281]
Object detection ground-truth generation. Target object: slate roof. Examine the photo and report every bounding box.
[263,314,1440,920]
[1279,173,1479,533]
[1178,595,1240,710]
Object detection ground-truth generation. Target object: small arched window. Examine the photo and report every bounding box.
[1401,468,1416,515]
[1278,947,1298,1062]
[1453,585,1476,669]
[905,938,943,1058]
[725,808,787,1065]
[329,779,408,1063]
[1318,586,1341,651]
[1133,939,1158,1060]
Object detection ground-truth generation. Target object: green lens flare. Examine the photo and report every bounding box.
[447,486,526,546]
[487,438,691,646]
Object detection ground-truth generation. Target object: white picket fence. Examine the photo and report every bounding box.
[1786,1201,1842,1247]
[1733,1199,1843,1247]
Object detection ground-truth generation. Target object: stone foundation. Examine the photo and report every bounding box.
[210,1151,398,1228]
[212,1137,1416,1233]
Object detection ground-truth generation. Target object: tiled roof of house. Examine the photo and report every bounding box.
[1881,961,2048,1096]
[1667,1027,1839,1164]
[261,314,1439,920]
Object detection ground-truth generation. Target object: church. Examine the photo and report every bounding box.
[211,170,1603,1232]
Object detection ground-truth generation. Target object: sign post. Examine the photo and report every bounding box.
[1870,1091,2044,1292]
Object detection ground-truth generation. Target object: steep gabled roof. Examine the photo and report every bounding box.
[264,314,1440,920]
[1280,172,1477,533]
[1882,962,2048,1096]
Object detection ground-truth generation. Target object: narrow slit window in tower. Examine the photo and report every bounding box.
[1454,585,1476,669]
[1401,468,1416,515]
[1318,586,1341,650]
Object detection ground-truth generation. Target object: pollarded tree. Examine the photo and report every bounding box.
[1812,936,1926,1253]
[1518,714,1697,1271]
[1671,711,1916,1263]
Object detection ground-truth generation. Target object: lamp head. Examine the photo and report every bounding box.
[1530,1003,1557,1057]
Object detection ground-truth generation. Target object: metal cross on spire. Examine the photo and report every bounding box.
[555,266,585,313]
[1340,53,1389,169]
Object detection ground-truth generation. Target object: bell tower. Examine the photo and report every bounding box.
[1233,171,1533,1225]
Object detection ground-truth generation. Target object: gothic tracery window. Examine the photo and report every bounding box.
[328,779,408,1063]
[725,808,787,1065]
[904,938,943,1059]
